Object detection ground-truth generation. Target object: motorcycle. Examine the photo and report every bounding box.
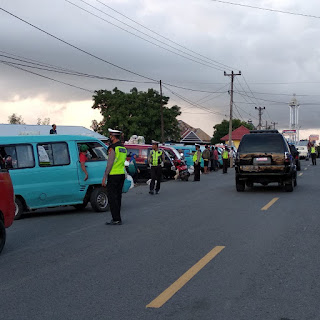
[174,159,190,181]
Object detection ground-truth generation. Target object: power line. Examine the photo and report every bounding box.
[0,6,158,82]
[1,61,94,93]
[0,54,158,84]
[161,81,228,94]
[95,0,237,70]
[210,0,320,20]
[163,84,228,117]
[65,0,226,71]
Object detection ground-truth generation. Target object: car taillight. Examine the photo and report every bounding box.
[295,155,299,160]
[284,152,290,163]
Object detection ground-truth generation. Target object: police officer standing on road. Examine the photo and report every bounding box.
[148,141,165,195]
[311,144,317,165]
[222,147,229,174]
[193,144,202,181]
[102,129,127,225]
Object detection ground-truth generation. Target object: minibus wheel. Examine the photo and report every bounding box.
[0,220,6,254]
[90,187,109,212]
[14,197,24,220]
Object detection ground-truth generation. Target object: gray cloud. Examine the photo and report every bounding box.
[1,0,320,133]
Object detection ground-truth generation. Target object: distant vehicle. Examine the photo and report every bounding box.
[0,135,116,219]
[0,170,15,254]
[296,146,308,159]
[289,144,301,171]
[125,144,176,179]
[235,130,297,192]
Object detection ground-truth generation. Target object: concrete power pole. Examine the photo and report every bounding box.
[255,106,265,130]
[271,122,278,130]
[224,71,241,146]
[159,80,165,143]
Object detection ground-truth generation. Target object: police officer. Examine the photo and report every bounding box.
[102,128,127,225]
[311,144,317,165]
[148,140,165,195]
[193,144,201,181]
[222,147,229,174]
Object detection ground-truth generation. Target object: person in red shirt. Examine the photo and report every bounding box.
[79,144,89,181]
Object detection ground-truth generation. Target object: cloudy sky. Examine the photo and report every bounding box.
[1,0,320,138]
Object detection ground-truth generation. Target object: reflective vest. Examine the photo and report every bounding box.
[311,146,316,153]
[110,146,127,175]
[222,150,229,159]
[151,150,163,166]
[193,150,201,163]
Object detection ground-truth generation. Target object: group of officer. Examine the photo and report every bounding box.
[103,131,234,225]
[102,131,165,225]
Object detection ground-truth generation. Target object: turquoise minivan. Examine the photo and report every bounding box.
[0,135,112,219]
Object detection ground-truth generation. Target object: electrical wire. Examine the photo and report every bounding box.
[94,0,237,70]
[1,61,94,93]
[163,84,228,117]
[0,6,158,82]
[210,0,320,20]
[65,0,226,71]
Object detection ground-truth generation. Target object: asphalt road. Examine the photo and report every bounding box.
[1,160,320,320]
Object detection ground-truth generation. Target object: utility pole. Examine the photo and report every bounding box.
[255,106,265,130]
[159,80,165,143]
[265,121,268,130]
[224,71,241,146]
[271,122,278,130]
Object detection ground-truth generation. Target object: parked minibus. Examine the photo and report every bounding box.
[0,135,112,219]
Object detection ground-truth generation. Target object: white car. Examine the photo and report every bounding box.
[296,146,309,159]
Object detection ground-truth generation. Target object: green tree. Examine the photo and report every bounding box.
[92,87,181,143]
[211,119,254,144]
[8,113,25,124]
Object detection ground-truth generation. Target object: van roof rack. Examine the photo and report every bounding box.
[250,130,279,134]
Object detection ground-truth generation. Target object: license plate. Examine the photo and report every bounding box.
[256,157,268,161]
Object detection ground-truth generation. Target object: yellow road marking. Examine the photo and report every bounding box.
[261,197,279,211]
[146,246,225,308]
[298,173,303,176]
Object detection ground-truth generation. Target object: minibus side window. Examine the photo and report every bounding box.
[0,144,34,169]
[77,142,108,161]
[37,142,70,167]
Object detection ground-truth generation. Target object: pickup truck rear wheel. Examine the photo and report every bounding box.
[14,197,24,220]
[0,220,6,254]
[90,187,109,212]
[284,178,294,192]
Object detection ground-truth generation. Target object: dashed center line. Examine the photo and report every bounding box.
[298,172,303,176]
[261,197,279,211]
[146,246,225,308]
[304,168,308,171]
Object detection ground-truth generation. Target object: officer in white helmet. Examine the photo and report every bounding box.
[102,128,127,225]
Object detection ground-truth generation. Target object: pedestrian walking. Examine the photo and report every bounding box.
[193,144,202,181]
[50,124,57,134]
[311,144,317,165]
[210,146,215,171]
[229,147,235,168]
[202,145,210,174]
[102,128,127,225]
[213,147,219,171]
[222,147,229,174]
[148,141,165,195]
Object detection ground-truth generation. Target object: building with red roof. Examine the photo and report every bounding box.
[220,125,250,148]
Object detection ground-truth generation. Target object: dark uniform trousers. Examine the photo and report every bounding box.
[194,163,201,181]
[107,174,125,222]
[311,153,317,165]
[223,159,228,173]
[150,166,162,191]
